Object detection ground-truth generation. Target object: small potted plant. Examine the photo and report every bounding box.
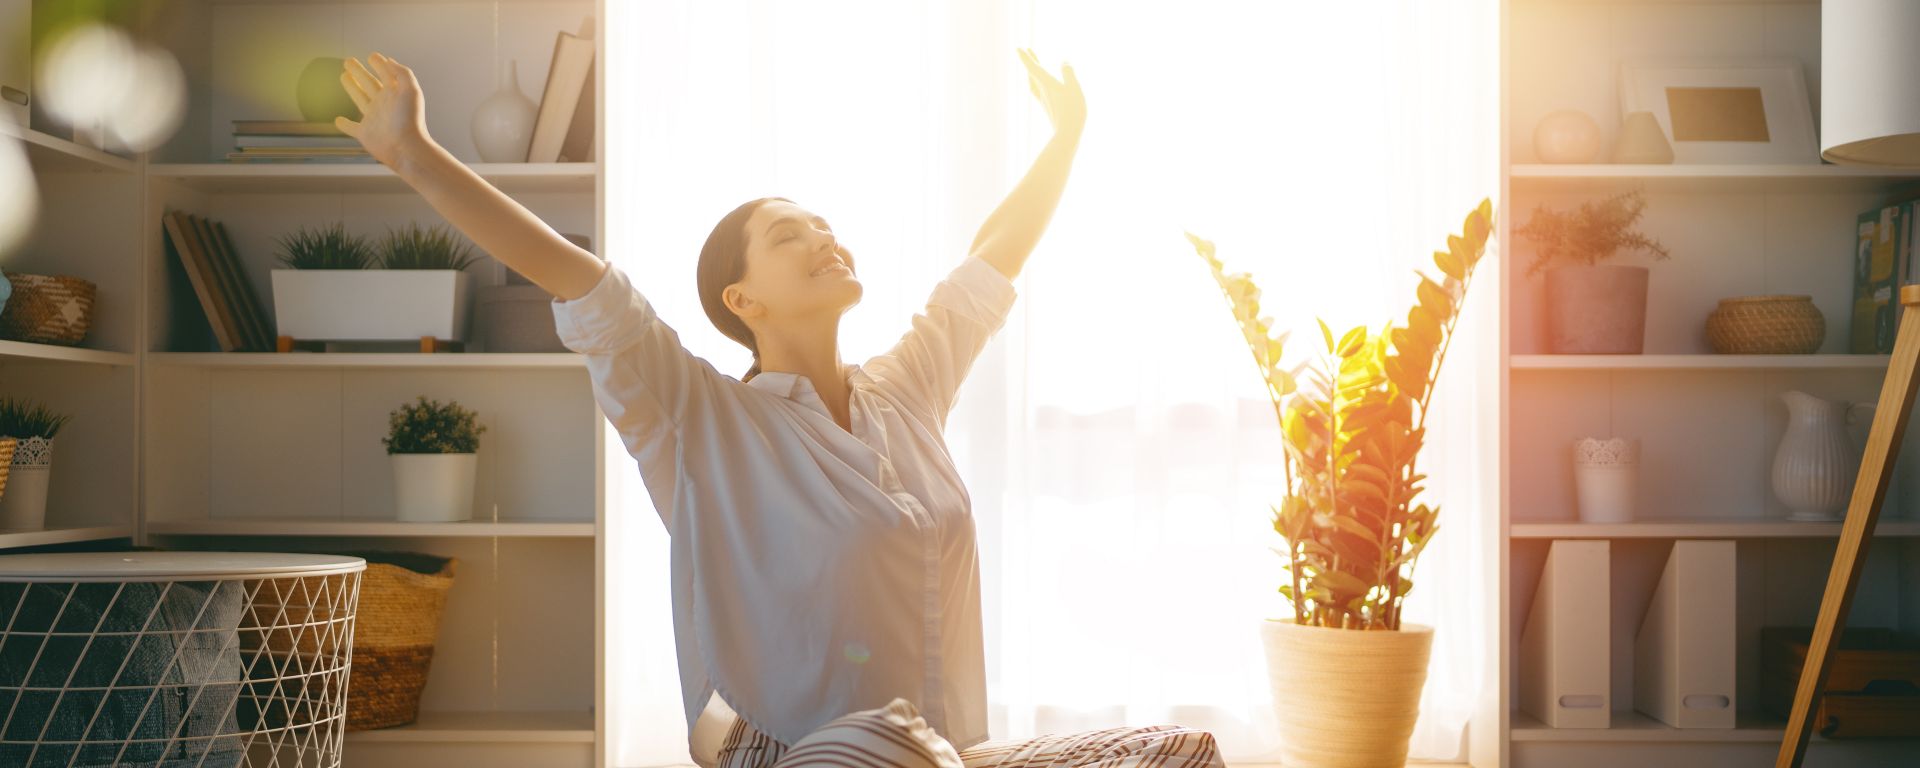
[271,222,477,347]
[383,395,485,522]
[1516,189,1671,354]
[0,396,70,529]
[1187,199,1492,767]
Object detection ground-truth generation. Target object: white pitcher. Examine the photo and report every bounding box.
[1772,390,1873,522]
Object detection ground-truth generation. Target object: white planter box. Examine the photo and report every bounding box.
[271,270,473,342]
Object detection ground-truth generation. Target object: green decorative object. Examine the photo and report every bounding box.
[296,56,361,124]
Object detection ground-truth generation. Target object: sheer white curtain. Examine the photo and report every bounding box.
[602,2,1498,765]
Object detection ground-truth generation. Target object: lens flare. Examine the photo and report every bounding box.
[842,642,871,664]
[36,24,137,128]
[35,24,187,152]
[0,133,36,256]
[107,46,186,151]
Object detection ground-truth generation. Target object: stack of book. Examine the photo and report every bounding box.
[227,120,370,163]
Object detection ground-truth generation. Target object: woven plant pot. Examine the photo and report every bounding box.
[1261,618,1433,768]
[0,273,96,346]
[1706,295,1824,354]
[344,552,456,730]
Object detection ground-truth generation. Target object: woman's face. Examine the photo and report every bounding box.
[728,200,862,328]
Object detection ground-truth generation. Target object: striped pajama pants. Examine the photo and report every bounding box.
[715,698,1225,768]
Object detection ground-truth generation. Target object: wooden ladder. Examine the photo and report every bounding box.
[1776,284,1920,766]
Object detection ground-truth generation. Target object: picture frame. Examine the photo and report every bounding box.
[1619,58,1818,165]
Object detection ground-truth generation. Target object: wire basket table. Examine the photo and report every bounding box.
[0,552,365,768]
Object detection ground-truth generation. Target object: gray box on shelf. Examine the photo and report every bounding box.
[478,284,566,352]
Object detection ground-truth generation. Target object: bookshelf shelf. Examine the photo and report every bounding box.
[1509,355,1891,371]
[0,527,135,549]
[342,710,595,744]
[0,340,137,367]
[147,162,595,194]
[1511,519,1920,539]
[148,352,586,369]
[2,122,138,175]
[146,519,594,538]
[1509,163,1920,193]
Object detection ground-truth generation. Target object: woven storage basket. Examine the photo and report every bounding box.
[1706,295,1824,354]
[0,273,96,346]
[345,552,456,730]
[0,437,12,501]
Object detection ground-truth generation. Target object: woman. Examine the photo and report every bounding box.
[338,49,1221,768]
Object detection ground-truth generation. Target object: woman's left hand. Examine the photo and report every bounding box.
[1019,48,1085,139]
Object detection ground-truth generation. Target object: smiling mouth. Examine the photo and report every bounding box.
[809,263,850,277]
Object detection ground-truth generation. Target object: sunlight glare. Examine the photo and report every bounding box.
[36,24,186,152]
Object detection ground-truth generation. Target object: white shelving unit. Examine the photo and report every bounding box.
[3,2,607,766]
[1498,2,1920,767]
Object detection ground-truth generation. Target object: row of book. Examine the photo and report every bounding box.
[226,19,594,163]
[160,210,273,352]
[1850,192,1920,353]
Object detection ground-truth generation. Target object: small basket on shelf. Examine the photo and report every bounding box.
[0,273,97,346]
[0,437,13,501]
[1705,295,1824,355]
[343,551,457,730]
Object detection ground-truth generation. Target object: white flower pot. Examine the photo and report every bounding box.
[0,436,52,530]
[1260,618,1432,767]
[1573,437,1639,524]
[271,270,473,342]
[391,453,476,522]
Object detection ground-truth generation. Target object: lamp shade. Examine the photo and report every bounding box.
[1823,0,1920,165]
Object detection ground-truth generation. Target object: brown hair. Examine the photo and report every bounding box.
[698,197,789,380]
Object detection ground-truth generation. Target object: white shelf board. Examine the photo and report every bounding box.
[1512,519,1920,539]
[146,162,595,194]
[0,340,137,367]
[147,519,594,538]
[148,352,585,369]
[1510,354,1890,371]
[343,711,594,743]
[0,526,135,549]
[1510,711,1787,743]
[2,121,138,175]
[1509,163,1920,193]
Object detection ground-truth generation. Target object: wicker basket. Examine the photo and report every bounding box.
[0,273,96,346]
[0,438,12,502]
[344,552,457,730]
[1706,295,1824,354]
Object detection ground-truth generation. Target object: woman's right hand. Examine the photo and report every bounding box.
[336,52,432,168]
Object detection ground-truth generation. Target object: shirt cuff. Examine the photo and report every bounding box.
[551,262,651,354]
[930,255,1019,329]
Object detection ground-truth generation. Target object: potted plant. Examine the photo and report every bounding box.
[271,222,477,346]
[384,395,485,522]
[1516,189,1670,354]
[1187,198,1492,767]
[0,396,69,529]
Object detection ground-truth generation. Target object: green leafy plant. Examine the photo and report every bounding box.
[383,396,485,454]
[1515,189,1670,276]
[1188,198,1493,631]
[0,396,70,440]
[275,222,374,270]
[378,222,480,271]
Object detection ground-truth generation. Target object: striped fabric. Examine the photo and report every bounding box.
[716,698,1225,768]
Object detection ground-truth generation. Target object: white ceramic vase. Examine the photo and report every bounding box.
[392,452,477,522]
[470,59,536,163]
[1772,390,1871,522]
[0,436,52,529]
[1573,437,1639,523]
[1533,109,1602,163]
[1260,618,1432,767]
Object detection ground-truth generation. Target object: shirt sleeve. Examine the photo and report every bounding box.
[863,256,1018,424]
[552,262,726,462]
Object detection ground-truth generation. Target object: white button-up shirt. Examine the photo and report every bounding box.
[552,255,1016,753]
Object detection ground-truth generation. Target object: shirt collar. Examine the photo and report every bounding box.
[745,363,863,402]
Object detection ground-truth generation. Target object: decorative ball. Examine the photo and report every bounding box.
[296,57,361,124]
[1534,109,1602,164]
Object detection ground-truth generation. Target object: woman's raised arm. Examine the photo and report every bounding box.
[336,52,606,300]
[967,49,1086,281]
